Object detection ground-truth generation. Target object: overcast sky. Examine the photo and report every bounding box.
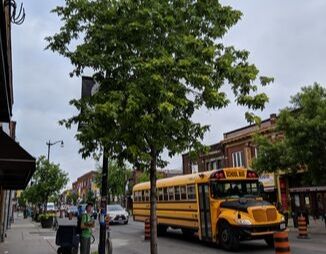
[11,1,326,188]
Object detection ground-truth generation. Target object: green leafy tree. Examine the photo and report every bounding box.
[86,190,96,204]
[95,160,131,203]
[66,191,78,205]
[253,83,326,185]
[46,1,272,252]
[17,191,27,208]
[24,156,69,212]
[137,170,165,183]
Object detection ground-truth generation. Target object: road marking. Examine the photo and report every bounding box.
[43,236,55,240]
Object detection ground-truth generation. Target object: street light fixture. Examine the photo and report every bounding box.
[46,140,64,161]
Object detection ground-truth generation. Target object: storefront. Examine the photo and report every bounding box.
[290,186,326,217]
[259,173,277,204]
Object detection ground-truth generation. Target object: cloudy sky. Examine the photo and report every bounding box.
[11,1,326,188]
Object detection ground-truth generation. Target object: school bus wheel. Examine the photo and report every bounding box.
[157,224,168,236]
[218,221,239,251]
[264,235,274,248]
[181,228,195,237]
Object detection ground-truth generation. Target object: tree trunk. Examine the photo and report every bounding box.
[150,148,158,254]
[44,197,48,213]
[98,147,108,254]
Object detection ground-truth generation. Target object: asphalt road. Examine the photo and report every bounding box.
[92,219,326,254]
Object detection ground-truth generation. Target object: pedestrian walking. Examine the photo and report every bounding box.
[80,203,95,254]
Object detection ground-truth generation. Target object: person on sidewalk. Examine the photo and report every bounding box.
[80,203,95,254]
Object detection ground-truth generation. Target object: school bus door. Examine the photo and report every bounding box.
[198,183,212,241]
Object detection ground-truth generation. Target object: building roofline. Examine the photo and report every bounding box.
[182,142,223,157]
[223,115,276,137]
[76,170,98,180]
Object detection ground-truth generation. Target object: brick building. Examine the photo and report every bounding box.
[182,142,224,175]
[72,171,99,202]
[181,113,326,216]
[181,114,287,209]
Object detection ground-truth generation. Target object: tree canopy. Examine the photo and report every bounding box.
[253,83,326,185]
[46,1,272,252]
[94,160,131,200]
[47,0,272,164]
[23,156,69,211]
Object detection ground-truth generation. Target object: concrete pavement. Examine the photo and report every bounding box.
[0,213,325,254]
[0,212,57,254]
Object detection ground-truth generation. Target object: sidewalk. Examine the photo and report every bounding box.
[287,217,326,253]
[0,212,57,254]
[287,216,326,235]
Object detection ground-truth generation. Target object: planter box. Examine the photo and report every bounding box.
[41,217,53,228]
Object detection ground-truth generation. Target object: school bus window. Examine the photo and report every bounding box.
[168,187,174,201]
[174,186,180,200]
[163,188,168,201]
[136,191,140,202]
[211,181,259,199]
[158,188,163,201]
[180,185,187,200]
[144,190,149,202]
[246,182,258,194]
[187,184,196,200]
[141,190,144,202]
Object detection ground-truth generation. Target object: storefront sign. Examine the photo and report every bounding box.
[259,173,275,191]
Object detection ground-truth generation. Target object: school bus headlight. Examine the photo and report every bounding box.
[236,219,252,225]
[281,216,285,222]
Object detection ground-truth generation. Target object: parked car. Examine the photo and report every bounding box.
[107,204,129,224]
[67,206,78,217]
[46,202,56,212]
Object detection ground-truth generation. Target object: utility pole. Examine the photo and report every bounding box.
[46,140,64,161]
[98,147,108,254]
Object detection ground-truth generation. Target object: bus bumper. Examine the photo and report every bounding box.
[234,223,287,239]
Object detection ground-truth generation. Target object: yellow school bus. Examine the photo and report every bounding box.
[133,167,286,251]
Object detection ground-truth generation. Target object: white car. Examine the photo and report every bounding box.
[107,204,129,225]
[46,202,56,212]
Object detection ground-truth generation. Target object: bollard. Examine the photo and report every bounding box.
[297,215,308,239]
[144,218,150,240]
[273,231,291,254]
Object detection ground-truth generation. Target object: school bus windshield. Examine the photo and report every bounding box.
[210,180,259,199]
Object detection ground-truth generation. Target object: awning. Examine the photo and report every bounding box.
[0,129,36,189]
[289,186,326,193]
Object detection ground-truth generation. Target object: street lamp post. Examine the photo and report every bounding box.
[46,140,64,161]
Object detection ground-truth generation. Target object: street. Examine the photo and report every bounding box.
[1,213,326,254]
[106,219,326,254]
